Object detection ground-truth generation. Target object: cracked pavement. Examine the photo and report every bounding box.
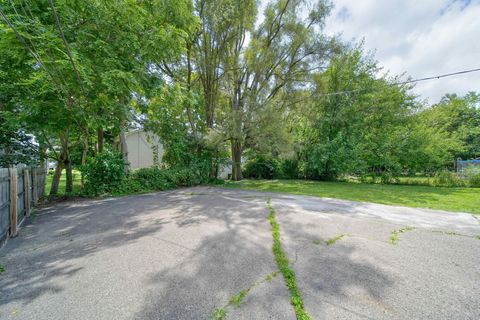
[0,186,479,319]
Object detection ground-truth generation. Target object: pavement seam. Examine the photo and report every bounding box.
[267,199,311,320]
[147,235,207,256]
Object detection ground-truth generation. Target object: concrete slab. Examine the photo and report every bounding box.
[1,186,479,320]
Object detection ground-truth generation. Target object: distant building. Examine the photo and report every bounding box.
[124,130,163,170]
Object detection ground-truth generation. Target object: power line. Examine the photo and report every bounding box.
[396,67,480,85]
[318,67,480,97]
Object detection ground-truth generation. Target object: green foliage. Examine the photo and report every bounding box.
[299,45,417,181]
[243,156,281,179]
[468,174,480,188]
[280,158,300,179]
[242,155,299,180]
[433,171,464,187]
[114,164,211,195]
[81,151,126,196]
[419,93,480,161]
[379,172,400,185]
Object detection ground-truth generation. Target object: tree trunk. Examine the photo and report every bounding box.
[80,140,88,187]
[231,139,242,181]
[119,128,129,174]
[65,139,72,194]
[65,159,73,193]
[50,162,63,196]
[97,127,104,153]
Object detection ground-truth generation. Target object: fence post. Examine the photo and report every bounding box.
[32,168,38,204]
[24,168,30,217]
[9,167,18,237]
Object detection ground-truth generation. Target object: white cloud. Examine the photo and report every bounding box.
[325,0,480,103]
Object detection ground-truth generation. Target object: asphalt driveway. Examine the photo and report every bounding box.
[0,187,479,319]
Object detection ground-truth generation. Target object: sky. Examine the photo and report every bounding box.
[324,0,480,104]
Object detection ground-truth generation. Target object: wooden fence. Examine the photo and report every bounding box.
[0,166,46,247]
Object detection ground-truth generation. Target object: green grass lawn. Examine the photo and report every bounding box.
[45,169,83,196]
[224,179,480,214]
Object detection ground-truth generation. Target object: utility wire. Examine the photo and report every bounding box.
[318,67,480,97]
[396,68,480,85]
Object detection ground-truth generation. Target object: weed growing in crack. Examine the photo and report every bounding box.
[0,265,5,273]
[312,239,322,245]
[212,308,226,320]
[389,226,415,245]
[325,234,347,245]
[229,289,248,308]
[265,271,279,281]
[476,235,480,240]
[267,199,311,320]
[211,270,278,319]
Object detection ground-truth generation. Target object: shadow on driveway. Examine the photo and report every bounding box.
[0,187,399,319]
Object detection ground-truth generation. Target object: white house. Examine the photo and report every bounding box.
[124,130,163,169]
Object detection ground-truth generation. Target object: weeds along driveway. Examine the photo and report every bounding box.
[0,186,479,320]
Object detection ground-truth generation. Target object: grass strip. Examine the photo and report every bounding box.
[266,199,311,320]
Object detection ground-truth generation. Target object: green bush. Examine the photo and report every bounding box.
[81,151,126,196]
[131,167,176,190]
[433,171,464,187]
[468,173,480,187]
[379,172,399,184]
[243,156,281,179]
[280,158,299,179]
[113,163,212,195]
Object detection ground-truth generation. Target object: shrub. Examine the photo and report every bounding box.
[280,158,299,179]
[113,163,212,195]
[81,151,126,196]
[379,172,399,184]
[468,173,480,188]
[243,156,280,179]
[132,167,176,190]
[433,171,464,187]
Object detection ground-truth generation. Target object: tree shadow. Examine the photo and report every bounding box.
[0,187,398,320]
[131,188,397,319]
